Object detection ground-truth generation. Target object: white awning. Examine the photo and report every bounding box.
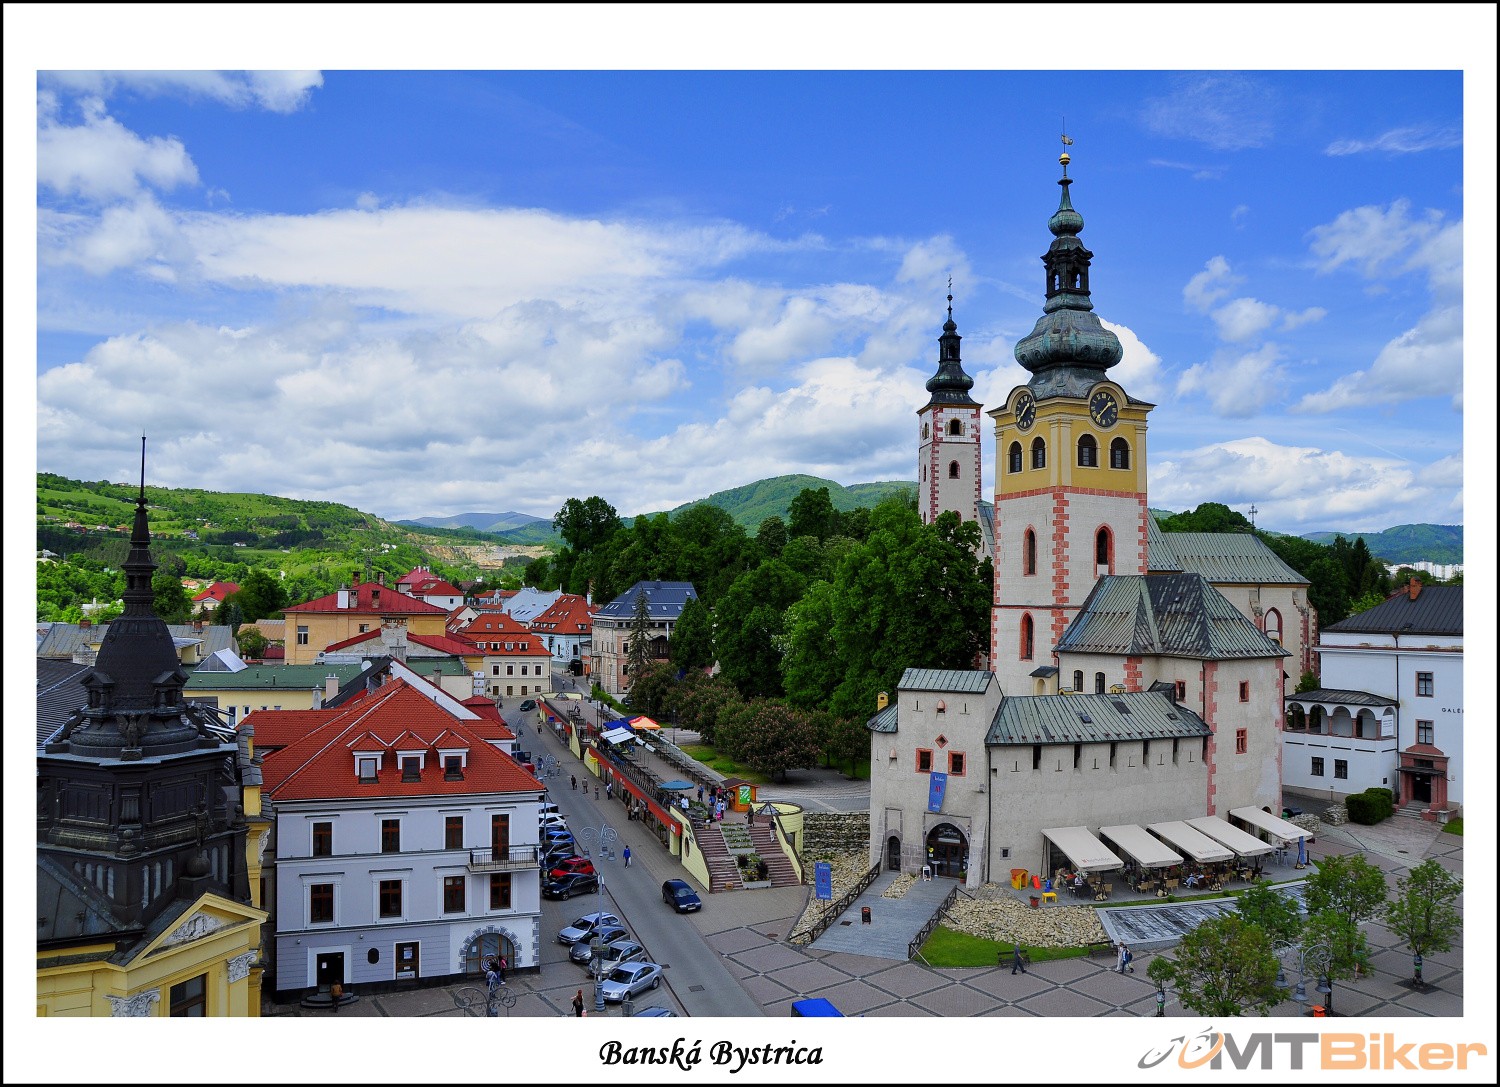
[600,727,636,745]
[1186,815,1275,857]
[1229,806,1307,845]
[1146,821,1234,863]
[1041,826,1123,873]
[1098,824,1182,869]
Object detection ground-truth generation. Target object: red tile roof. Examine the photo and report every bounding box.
[259,680,541,801]
[459,697,516,740]
[407,575,462,598]
[192,581,241,603]
[462,613,530,635]
[285,580,448,616]
[408,633,483,656]
[530,593,596,634]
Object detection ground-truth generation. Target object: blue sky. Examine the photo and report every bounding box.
[11,9,1494,538]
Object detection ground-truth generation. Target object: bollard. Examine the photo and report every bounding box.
[861,906,872,924]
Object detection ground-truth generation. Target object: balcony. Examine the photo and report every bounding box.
[466,845,538,873]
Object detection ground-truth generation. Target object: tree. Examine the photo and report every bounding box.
[1234,882,1303,947]
[1384,860,1463,982]
[779,581,842,710]
[1146,914,1283,1017]
[1159,502,1253,534]
[672,674,742,747]
[756,515,787,559]
[715,699,820,782]
[219,599,245,634]
[788,486,838,542]
[151,570,192,624]
[233,567,288,623]
[552,496,623,595]
[1304,853,1388,979]
[235,626,269,659]
[1301,911,1369,983]
[623,661,676,719]
[669,596,716,671]
[624,587,654,690]
[1294,669,1319,694]
[713,559,806,699]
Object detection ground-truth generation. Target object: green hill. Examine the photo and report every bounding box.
[1301,524,1462,565]
[657,474,917,530]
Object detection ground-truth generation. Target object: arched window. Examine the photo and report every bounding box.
[1031,436,1046,469]
[1077,434,1098,467]
[948,460,960,479]
[1007,442,1023,473]
[1095,672,1106,694]
[1072,670,1084,693]
[1265,608,1283,644]
[947,418,963,436]
[1023,529,1037,576]
[1110,437,1130,469]
[1095,527,1112,571]
[921,422,929,440]
[1020,614,1034,660]
[921,464,926,481]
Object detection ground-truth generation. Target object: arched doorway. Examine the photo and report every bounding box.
[886,835,901,872]
[461,925,518,975]
[925,823,969,879]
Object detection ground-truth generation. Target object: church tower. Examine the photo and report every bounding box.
[917,289,983,533]
[989,145,1153,692]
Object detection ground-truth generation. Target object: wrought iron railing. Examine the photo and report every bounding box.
[907,883,960,961]
[465,844,538,871]
[789,861,881,946]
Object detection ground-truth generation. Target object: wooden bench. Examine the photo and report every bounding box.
[1086,940,1114,959]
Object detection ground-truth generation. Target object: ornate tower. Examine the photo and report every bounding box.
[917,289,983,532]
[989,144,1153,692]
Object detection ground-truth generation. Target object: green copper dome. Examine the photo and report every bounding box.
[923,293,978,408]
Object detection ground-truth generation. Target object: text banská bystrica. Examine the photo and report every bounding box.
[600,1039,824,1073]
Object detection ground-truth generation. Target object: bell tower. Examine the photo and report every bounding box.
[989,142,1153,693]
[917,286,983,533]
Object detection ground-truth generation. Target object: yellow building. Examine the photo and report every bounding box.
[282,578,450,665]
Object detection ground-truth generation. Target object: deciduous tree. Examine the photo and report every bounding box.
[1233,881,1303,947]
[1384,859,1463,982]
[1146,915,1282,1017]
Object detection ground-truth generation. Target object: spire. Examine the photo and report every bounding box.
[119,435,156,617]
[923,282,977,408]
[1013,137,1125,386]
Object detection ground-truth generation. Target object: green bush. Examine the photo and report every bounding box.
[1346,787,1394,825]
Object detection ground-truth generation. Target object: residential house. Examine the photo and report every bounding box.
[395,567,465,611]
[185,663,372,726]
[528,593,595,673]
[191,581,241,614]
[456,612,552,700]
[281,577,449,666]
[38,620,234,669]
[591,581,699,699]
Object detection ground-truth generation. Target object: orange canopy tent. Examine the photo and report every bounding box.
[625,715,662,731]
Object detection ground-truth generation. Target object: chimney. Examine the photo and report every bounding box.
[1407,577,1422,601]
[337,586,350,609]
[79,617,92,629]
[378,571,385,586]
[326,674,340,701]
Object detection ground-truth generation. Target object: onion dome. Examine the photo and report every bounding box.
[923,289,978,408]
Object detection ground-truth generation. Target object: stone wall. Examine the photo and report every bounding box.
[802,811,869,856]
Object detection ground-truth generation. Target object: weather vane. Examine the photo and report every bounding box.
[1060,121,1073,174]
[947,275,953,319]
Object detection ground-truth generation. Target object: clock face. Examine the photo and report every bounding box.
[1089,389,1119,428]
[1015,392,1036,431]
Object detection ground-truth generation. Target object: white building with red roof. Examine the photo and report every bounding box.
[395,566,465,610]
[457,612,554,700]
[254,679,544,998]
[191,579,240,612]
[529,593,595,672]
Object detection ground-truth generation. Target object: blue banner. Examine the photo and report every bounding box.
[927,771,948,814]
[814,861,832,900]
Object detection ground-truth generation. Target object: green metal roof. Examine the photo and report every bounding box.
[1285,688,1398,708]
[1152,528,1308,585]
[986,691,1210,746]
[866,703,900,734]
[897,668,995,693]
[1058,574,1289,660]
[185,663,368,690]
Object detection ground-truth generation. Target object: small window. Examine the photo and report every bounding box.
[489,873,512,910]
[443,876,466,914]
[916,749,933,773]
[381,818,401,853]
[1095,528,1112,569]
[358,623,369,634]
[401,757,421,782]
[1077,434,1098,467]
[922,422,930,439]
[492,665,501,676]
[507,665,514,676]
[1265,608,1283,644]
[169,973,208,1017]
[1110,437,1130,469]
[1239,681,1250,702]
[1415,672,1433,697]
[357,757,378,783]
[1094,672,1106,694]
[1019,614,1035,660]
[1072,670,1083,692]
[1030,436,1046,469]
[296,625,309,646]
[948,418,963,436]
[949,751,965,776]
[444,755,463,781]
[1024,529,1037,576]
[1175,680,1186,701]
[445,816,464,849]
[312,821,332,857]
[948,460,960,479]
[1416,720,1434,745]
[379,879,402,919]
[1311,757,1325,778]
[1007,442,1023,473]
[1333,759,1348,780]
[1235,728,1248,754]
[310,883,334,924]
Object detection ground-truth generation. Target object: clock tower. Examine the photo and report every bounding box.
[917,290,983,535]
[989,146,1152,692]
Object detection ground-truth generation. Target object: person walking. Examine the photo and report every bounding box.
[571,775,577,791]
[572,988,585,1017]
[1117,943,1131,974]
[330,980,344,1011]
[622,845,631,868]
[1010,944,1027,976]
[747,807,755,827]
[496,955,508,985]
[697,785,704,804]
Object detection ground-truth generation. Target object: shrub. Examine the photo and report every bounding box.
[1346,787,1393,825]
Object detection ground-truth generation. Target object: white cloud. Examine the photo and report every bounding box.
[1324,124,1462,156]
[1306,199,1444,278]
[1140,74,1277,151]
[1175,344,1286,416]
[1100,320,1168,402]
[37,98,198,202]
[42,70,323,113]
[1150,437,1460,533]
[1292,303,1462,412]
[1280,307,1326,331]
[1211,296,1280,342]
[1182,255,1240,312]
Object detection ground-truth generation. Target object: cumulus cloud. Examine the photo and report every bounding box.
[1211,297,1280,342]
[1293,303,1462,412]
[42,70,323,113]
[1150,436,1461,533]
[1100,320,1168,402]
[1140,74,1277,151]
[38,97,198,202]
[1324,124,1462,156]
[1183,255,1240,311]
[1307,198,1445,278]
[1175,344,1286,416]
[1280,307,1327,331]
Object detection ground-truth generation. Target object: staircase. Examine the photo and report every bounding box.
[694,824,741,892]
[1396,803,1429,820]
[747,823,801,888]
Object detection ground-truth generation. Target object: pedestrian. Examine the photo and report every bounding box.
[1011,944,1027,975]
[572,988,585,1017]
[623,845,631,867]
[571,775,577,791]
[497,955,508,984]
[747,807,754,827]
[1117,943,1131,974]
[595,784,600,800]
[330,980,344,1011]
[606,782,613,801]
[697,785,704,804]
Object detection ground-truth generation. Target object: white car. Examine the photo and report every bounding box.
[540,813,568,831]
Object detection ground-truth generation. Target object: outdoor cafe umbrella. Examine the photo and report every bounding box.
[659,780,695,791]
[626,715,662,731]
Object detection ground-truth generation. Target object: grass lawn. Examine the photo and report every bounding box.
[678,744,769,785]
[917,925,1090,968]
[1442,817,1463,835]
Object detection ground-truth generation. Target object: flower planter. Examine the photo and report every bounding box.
[740,880,772,890]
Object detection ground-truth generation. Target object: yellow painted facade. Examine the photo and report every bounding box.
[991,380,1150,497]
[283,612,448,665]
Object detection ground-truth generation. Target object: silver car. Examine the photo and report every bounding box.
[568,925,630,964]
[600,961,663,1002]
[557,911,620,945]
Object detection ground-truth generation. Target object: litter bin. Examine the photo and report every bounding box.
[1029,895,1040,909]
[1310,1004,1327,1018]
[861,906,872,924]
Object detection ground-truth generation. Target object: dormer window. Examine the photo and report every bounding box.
[357,756,379,783]
[444,755,464,781]
[401,756,421,782]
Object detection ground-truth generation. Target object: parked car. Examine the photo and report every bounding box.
[538,802,562,818]
[567,925,631,964]
[600,961,663,1002]
[540,813,569,831]
[548,856,596,881]
[541,847,575,870]
[519,699,537,711]
[632,1006,677,1017]
[661,878,702,913]
[593,939,647,972]
[543,872,600,900]
[557,911,620,945]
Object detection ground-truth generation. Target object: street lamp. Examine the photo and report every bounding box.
[575,819,619,1015]
[1412,952,1424,988]
[1275,941,1334,1016]
[1155,983,1168,1017]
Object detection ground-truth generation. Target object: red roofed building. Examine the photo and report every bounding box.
[395,566,465,610]
[255,680,545,998]
[283,577,449,665]
[191,580,240,612]
[457,613,553,700]
[529,593,595,673]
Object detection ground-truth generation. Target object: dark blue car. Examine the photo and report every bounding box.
[661,878,702,913]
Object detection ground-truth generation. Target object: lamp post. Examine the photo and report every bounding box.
[576,819,619,1015]
[1154,982,1168,1017]
[1412,952,1424,988]
[1275,941,1333,1016]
